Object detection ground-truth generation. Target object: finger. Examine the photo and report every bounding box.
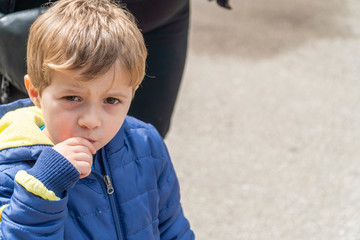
[74,161,92,179]
[65,137,96,155]
[70,151,93,164]
[77,138,96,155]
[52,143,92,164]
[70,145,94,156]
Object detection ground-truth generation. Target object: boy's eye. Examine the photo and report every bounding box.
[64,96,81,101]
[105,97,120,105]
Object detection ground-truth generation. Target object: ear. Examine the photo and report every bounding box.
[24,74,41,108]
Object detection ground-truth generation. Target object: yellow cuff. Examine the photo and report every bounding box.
[15,170,60,201]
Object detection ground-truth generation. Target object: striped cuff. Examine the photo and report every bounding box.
[25,147,80,198]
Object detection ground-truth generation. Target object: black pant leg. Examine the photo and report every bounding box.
[128,7,190,138]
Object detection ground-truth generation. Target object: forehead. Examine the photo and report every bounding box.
[51,63,132,89]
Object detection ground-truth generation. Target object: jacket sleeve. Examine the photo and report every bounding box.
[157,139,195,240]
[0,148,80,239]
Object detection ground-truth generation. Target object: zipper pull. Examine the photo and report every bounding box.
[103,175,114,194]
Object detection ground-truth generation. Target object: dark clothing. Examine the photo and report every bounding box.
[129,2,189,137]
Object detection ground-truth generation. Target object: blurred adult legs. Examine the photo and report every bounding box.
[128,7,189,138]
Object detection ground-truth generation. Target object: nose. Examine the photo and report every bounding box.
[78,105,101,129]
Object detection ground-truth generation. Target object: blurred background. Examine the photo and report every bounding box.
[165,0,360,239]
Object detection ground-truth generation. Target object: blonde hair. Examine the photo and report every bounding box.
[27,0,147,94]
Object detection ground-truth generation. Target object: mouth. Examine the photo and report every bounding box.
[84,138,96,144]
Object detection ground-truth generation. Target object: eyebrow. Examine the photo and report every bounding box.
[60,86,130,98]
[56,85,84,94]
[106,90,130,99]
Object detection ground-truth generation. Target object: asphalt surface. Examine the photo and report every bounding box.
[165,0,360,239]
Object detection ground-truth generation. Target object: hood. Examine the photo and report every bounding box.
[0,106,53,163]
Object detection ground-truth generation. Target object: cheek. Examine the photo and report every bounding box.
[45,112,77,142]
[106,119,123,135]
[104,114,126,138]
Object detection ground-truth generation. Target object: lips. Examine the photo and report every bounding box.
[84,138,96,144]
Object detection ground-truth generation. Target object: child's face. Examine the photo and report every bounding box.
[35,64,133,151]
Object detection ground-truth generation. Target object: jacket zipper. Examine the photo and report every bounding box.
[104,175,114,194]
[93,151,125,240]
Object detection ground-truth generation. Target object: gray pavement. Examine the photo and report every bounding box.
[165,0,360,239]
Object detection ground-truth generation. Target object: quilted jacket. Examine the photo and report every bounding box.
[0,99,194,239]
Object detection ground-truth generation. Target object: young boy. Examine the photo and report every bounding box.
[0,0,194,239]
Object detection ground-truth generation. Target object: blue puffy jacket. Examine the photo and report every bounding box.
[0,99,194,239]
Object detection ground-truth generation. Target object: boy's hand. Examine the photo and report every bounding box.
[52,137,96,179]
